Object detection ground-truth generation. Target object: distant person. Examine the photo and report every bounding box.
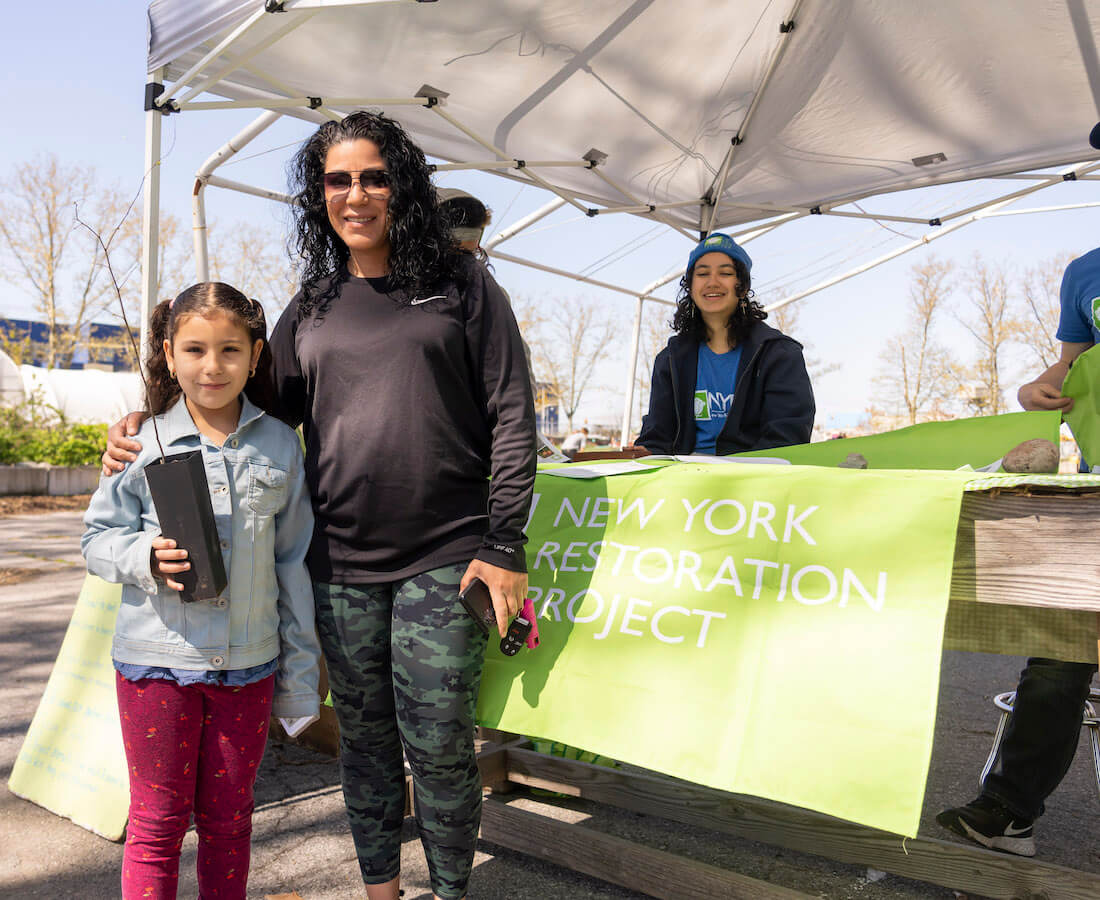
[438,187,491,257]
[561,426,589,459]
[637,233,814,455]
[936,238,1100,856]
[83,283,320,899]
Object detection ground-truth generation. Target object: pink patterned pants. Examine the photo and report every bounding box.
[115,672,273,899]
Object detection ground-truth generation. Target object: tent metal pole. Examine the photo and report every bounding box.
[202,176,297,206]
[620,296,645,447]
[433,159,595,172]
[588,167,695,240]
[180,96,432,112]
[157,6,271,109]
[483,198,567,250]
[489,249,674,304]
[173,11,317,108]
[193,111,284,282]
[764,194,1030,314]
[703,0,806,227]
[140,69,165,372]
[431,106,593,216]
[985,200,1100,217]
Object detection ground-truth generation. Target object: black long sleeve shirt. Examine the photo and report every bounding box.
[268,262,536,583]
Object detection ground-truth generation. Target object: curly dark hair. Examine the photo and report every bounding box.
[145,282,276,417]
[288,110,467,319]
[670,257,766,346]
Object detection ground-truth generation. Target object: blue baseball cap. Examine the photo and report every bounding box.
[686,233,752,274]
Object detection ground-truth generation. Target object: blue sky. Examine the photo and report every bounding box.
[3,3,1100,431]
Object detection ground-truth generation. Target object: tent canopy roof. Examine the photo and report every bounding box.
[148,0,1100,233]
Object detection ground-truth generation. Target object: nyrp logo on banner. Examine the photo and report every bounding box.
[525,466,895,651]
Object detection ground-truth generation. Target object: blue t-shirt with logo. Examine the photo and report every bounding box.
[1057,247,1100,345]
[693,344,742,454]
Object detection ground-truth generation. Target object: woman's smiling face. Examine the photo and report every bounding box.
[690,251,741,320]
[323,138,392,277]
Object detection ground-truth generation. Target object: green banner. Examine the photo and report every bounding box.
[9,576,128,840]
[736,410,1061,469]
[1063,345,1100,466]
[479,461,971,837]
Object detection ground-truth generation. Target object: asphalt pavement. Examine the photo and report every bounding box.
[1,510,1098,899]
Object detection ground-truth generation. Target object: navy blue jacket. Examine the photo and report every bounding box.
[638,321,814,455]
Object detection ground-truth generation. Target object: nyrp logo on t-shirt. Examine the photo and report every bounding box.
[694,390,734,422]
[1091,296,1100,332]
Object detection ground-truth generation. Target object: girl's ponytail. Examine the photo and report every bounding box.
[144,299,181,416]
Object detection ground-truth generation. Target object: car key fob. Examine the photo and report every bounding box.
[500,615,533,656]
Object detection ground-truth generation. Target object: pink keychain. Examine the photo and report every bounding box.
[522,597,540,649]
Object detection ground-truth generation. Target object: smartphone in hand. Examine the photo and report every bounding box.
[458,577,495,635]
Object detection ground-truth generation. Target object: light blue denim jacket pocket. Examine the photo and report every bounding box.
[82,397,321,718]
[248,463,288,516]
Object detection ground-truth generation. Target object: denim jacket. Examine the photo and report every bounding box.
[83,396,320,718]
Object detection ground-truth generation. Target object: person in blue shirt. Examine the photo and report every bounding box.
[83,282,320,900]
[637,233,814,455]
[937,244,1100,856]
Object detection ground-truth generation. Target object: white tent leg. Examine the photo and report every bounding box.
[140,69,165,372]
[620,295,646,447]
[193,110,284,282]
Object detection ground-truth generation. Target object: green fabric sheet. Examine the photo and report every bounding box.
[479,461,971,837]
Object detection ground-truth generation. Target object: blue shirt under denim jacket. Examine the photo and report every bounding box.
[82,395,321,719]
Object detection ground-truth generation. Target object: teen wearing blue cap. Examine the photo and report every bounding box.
[636,232,814,455]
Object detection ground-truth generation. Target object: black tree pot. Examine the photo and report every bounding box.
[144,451,228,603]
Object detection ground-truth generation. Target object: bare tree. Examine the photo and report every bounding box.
[1018,253,1072,370]
[208,221,298,320]
[631,300,674,433]
[0,155,136,367]
[957,255,1019,415]
[872,257,959,424]
[769,301,840,384]
[0,154,195,369]
[527,298,616,432]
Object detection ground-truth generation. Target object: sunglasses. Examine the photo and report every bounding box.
[321,169,391,196]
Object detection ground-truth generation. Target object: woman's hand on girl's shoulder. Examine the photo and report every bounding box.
[103,411,150,475]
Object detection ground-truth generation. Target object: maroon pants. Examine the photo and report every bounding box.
[115,672,274,899]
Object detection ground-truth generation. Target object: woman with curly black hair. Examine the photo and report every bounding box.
[637,233,814,455]
[275,111,534,900]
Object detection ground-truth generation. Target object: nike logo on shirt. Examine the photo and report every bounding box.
[410,295,447,306]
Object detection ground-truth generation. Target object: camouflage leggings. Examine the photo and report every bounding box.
[314,565,487,900]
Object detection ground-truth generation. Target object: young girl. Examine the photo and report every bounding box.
[83,282,320,900]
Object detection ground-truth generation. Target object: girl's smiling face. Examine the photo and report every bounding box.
[164,312,262,420]
[690,251,741,321]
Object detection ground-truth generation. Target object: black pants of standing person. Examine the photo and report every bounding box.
[981,657,1097,820]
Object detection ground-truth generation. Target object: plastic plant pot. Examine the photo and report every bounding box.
[144,450,228,603]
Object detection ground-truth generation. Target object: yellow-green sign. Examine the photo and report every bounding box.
[8,576,127,840]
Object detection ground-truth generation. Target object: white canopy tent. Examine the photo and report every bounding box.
[143,0,1100,441]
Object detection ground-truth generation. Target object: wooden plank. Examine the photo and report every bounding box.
[479,796,813,900]
[504,749,1100,900]
[951,492,1100,612]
